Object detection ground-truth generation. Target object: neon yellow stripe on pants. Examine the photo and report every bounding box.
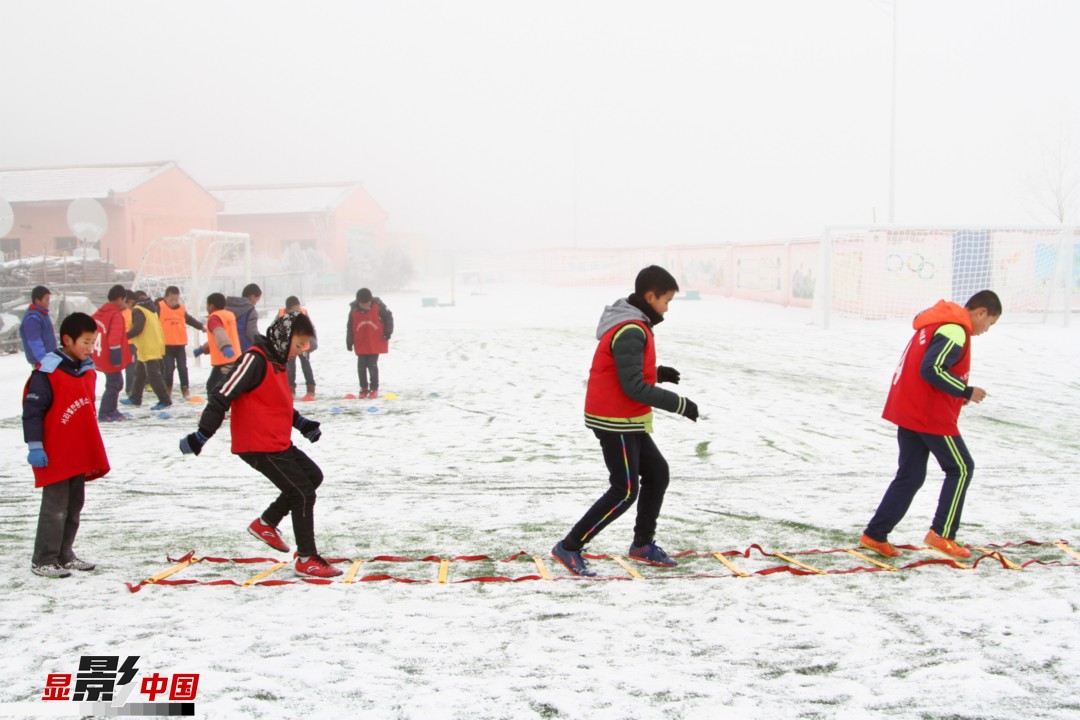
[942,435,969,538]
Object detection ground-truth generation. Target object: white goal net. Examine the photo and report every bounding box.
[131,230,251,308]
[814,225,1078,326]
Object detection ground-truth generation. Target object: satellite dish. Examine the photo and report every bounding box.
[66,198,108,259]
[0,196,13,238]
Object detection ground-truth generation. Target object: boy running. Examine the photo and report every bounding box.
[551,265,700,577]
[860,290,1002,559]
[179,311,341,578]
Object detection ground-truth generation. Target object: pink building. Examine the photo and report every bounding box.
[211,183,389,285]
[0,161,220,271]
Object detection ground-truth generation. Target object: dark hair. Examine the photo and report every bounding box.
[31,285,50,303]
[634,265,679,297]
[59,312,97,344]
[207,292,227,310]
[965,290,1002,316]
[165,285,180,296]
[124,290,138,303]
[285,295,301,308]
[107,284,126,301]
[134,290,149,301]
[356,288,373,303]
[242,283,262,299]
[290,311,316,339]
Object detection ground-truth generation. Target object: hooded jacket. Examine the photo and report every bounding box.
[583,294,686,433]
[225,296,259,352]
[91,302,132,373]
[346,298,393,355]
[882,299,974,436]
[19,303,57,366]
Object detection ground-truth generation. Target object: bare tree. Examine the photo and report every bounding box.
[1027,117,1080,223]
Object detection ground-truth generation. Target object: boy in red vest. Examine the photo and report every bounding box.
[346,288,393,399]
[860,290,1002,560]
[91,284,132,423]
[23,312,110,578]
[179,311,342,578]
[551,266,700,577]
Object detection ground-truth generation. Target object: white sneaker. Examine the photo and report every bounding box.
[61,557,96,571]
[32,564,72,578]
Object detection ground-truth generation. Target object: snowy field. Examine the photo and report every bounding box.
[0,284,1078,719]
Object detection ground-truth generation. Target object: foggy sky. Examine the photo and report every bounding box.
[2,0,1078,250]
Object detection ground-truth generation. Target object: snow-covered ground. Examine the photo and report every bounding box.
[0,284,1078,719]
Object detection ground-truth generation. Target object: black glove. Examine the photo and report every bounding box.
[680,398,699,422]
[383,334,391,341]
[657,366,681,384]
[294,416,321,443]
[180,431,208,456]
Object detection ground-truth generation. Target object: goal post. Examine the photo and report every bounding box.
[132,230,252,307]
[813,225,1078,328]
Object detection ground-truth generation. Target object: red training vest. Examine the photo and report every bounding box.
[882,300,972,436]
[229,346,294,454]
[24,365,110,488]
[91,303,132,373]
[584,320,657,420]
[350,303,389,355]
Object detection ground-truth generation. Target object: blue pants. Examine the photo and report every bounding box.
[98,371,123,419]
[865,426,975,542]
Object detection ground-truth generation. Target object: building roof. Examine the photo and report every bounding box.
[209,183,363,216]
[0,162,177,203]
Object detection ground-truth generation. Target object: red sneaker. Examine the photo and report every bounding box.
[925,529,971,559]
[247,517,290,553]
[358,390,370,399]
[859,533,901,558]
[295,554,343,577]
[368,390,379,399]
[300,394,315,402]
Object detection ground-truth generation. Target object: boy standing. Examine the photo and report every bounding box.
[20,285,57,366]
[346,288,393,399]
[158,286,204,401]
[91,285,132,423]
[123,291,172,410]
[226,283,262,353]
[551,266,700,577]
[194,293,240,397]
[179,312,341,578]
[23,312,110,577]
[860,290,1002,559]
[278,296,317,401]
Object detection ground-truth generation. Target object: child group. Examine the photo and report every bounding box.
[22,267,1001,580]
[22,285,392,578]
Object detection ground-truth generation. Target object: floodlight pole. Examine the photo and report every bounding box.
[888,0,898,223]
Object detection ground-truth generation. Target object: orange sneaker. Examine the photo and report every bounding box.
[924,529,971,559]
[859,533,901,558]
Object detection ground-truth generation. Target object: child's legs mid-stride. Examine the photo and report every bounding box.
[865,427,974,541]
[163,345,189,391]
[564,431,670,551]
[929,433,974,540]
[33,475,85,567]
[239,446,324,558]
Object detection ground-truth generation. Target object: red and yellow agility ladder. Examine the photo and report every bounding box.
[125,540,1078,591]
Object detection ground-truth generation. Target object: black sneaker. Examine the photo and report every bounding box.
[32,564,72,578]
[551,541,597,577]
[628,542,678,567]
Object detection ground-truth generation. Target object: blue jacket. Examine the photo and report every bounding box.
[19,304,57,366]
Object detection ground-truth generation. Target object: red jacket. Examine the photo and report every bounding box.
[349,302,389,355]
[91,302,132,373]
[228,346,294,453]
[24,363,110,488]
[584,320,657,421]
[882,300,972,436]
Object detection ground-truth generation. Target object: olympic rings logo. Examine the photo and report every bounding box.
[886,252,936,280]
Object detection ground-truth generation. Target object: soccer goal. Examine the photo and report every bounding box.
[813,225,1078,327]
[132,230,252,307]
